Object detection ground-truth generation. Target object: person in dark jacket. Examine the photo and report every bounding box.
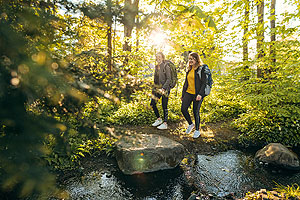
[150,52,171,130]
[181,52,207,138]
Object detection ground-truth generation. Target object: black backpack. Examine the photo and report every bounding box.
[197,64,213,96]
[164,60,178,89]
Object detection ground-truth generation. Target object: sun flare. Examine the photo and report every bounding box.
[149,30,172,54]
[150,31,166,46]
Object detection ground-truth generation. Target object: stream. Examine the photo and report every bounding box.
[58,150,300,200]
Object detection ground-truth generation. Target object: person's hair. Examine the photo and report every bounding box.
[187,52,203,71]
[156,52,165,61]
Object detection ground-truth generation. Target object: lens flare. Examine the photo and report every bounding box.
[149,30,172,54]
[139,152,144,162]
[150,31,166,46]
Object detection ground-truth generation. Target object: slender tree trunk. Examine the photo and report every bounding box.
[113,16,116,59]
[270,0,276,70]
[242,0,250,80]
[107,25,112,71]
[243,0,250,63]
[107,0,113,71]
[256,0,264,78]
[136,14,139,52]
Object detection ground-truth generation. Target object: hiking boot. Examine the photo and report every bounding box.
[193,130,201,138]
[186,123,195,134]
[157,123,168,130]
[152,119,163,127]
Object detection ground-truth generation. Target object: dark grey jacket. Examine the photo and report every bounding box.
[153,61,171,92]
[181,65,207,98]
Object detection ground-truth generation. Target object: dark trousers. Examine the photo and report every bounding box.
[181,92,204,131]
[150,92,169,122]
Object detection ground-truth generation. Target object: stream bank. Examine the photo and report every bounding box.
[53,120,300,200]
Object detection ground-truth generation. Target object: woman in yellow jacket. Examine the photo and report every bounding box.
[181,52,207,138]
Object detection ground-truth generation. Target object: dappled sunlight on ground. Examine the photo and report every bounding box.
[201,127,215,138]
[108,119,239,155]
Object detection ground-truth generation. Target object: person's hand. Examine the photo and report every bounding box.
[161,88,165,94]
[196,95,202,101]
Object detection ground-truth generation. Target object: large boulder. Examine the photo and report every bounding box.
[115,134,185,175]
[255,143,300,170]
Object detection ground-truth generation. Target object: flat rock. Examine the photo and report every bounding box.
[115,134,185,175]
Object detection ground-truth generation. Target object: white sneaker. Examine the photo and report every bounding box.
[157,123,168,130]
[193,130,201,138]
[186,123,195,134]
[152,119,163,127]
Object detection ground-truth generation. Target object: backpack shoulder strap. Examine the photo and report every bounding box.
[203,64,210,74]
[164,60,171,66]
[197,65,204,78]
[162,60,171,71]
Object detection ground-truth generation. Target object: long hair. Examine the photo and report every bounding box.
[187,52,203,71]
[156,52,165,61]
[155,52,165,71]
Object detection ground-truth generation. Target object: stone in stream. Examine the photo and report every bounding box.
[115,134,185,175]
[255,143,300,170]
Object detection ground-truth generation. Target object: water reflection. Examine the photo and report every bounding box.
[62,150,300,199]
[195,150,300,198]
[65,166,191,200]
[115,167,190,200]
[66,171,133,199]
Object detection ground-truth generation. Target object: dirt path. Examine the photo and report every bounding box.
[107,119,240,155]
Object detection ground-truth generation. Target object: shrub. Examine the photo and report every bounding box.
[109,89,183,125]
[230,62,300,147]
[44,130,115,170]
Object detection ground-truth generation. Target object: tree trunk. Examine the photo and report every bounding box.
[256,0,264,78]
[242,0,250,80]
[107,0,113,71]
[270,0,276,70]
[107,25,112,71]
[123,0,139,52]
[243,0,250,63]
[136,14,139,52]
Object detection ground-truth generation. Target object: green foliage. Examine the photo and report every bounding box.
[0,0,124,197]
[1,0,300,198]
[81,97,118,125]
[44,131,116,170]
[201,78,249,123]
[0,1,70,197]
[174,4,217,30]
[230,61,300,146]
[109,100,154,125]
[28,96,118,170]
[109,88,183,125]
[109,91,156,125]
[0,1,72,197]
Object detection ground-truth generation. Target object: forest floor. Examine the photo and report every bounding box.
[107,119,247,156]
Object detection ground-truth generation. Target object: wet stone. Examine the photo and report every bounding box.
[115,134,185,175]
[255,143,300,170]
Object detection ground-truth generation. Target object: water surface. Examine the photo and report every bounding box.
[62,150,300,199]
